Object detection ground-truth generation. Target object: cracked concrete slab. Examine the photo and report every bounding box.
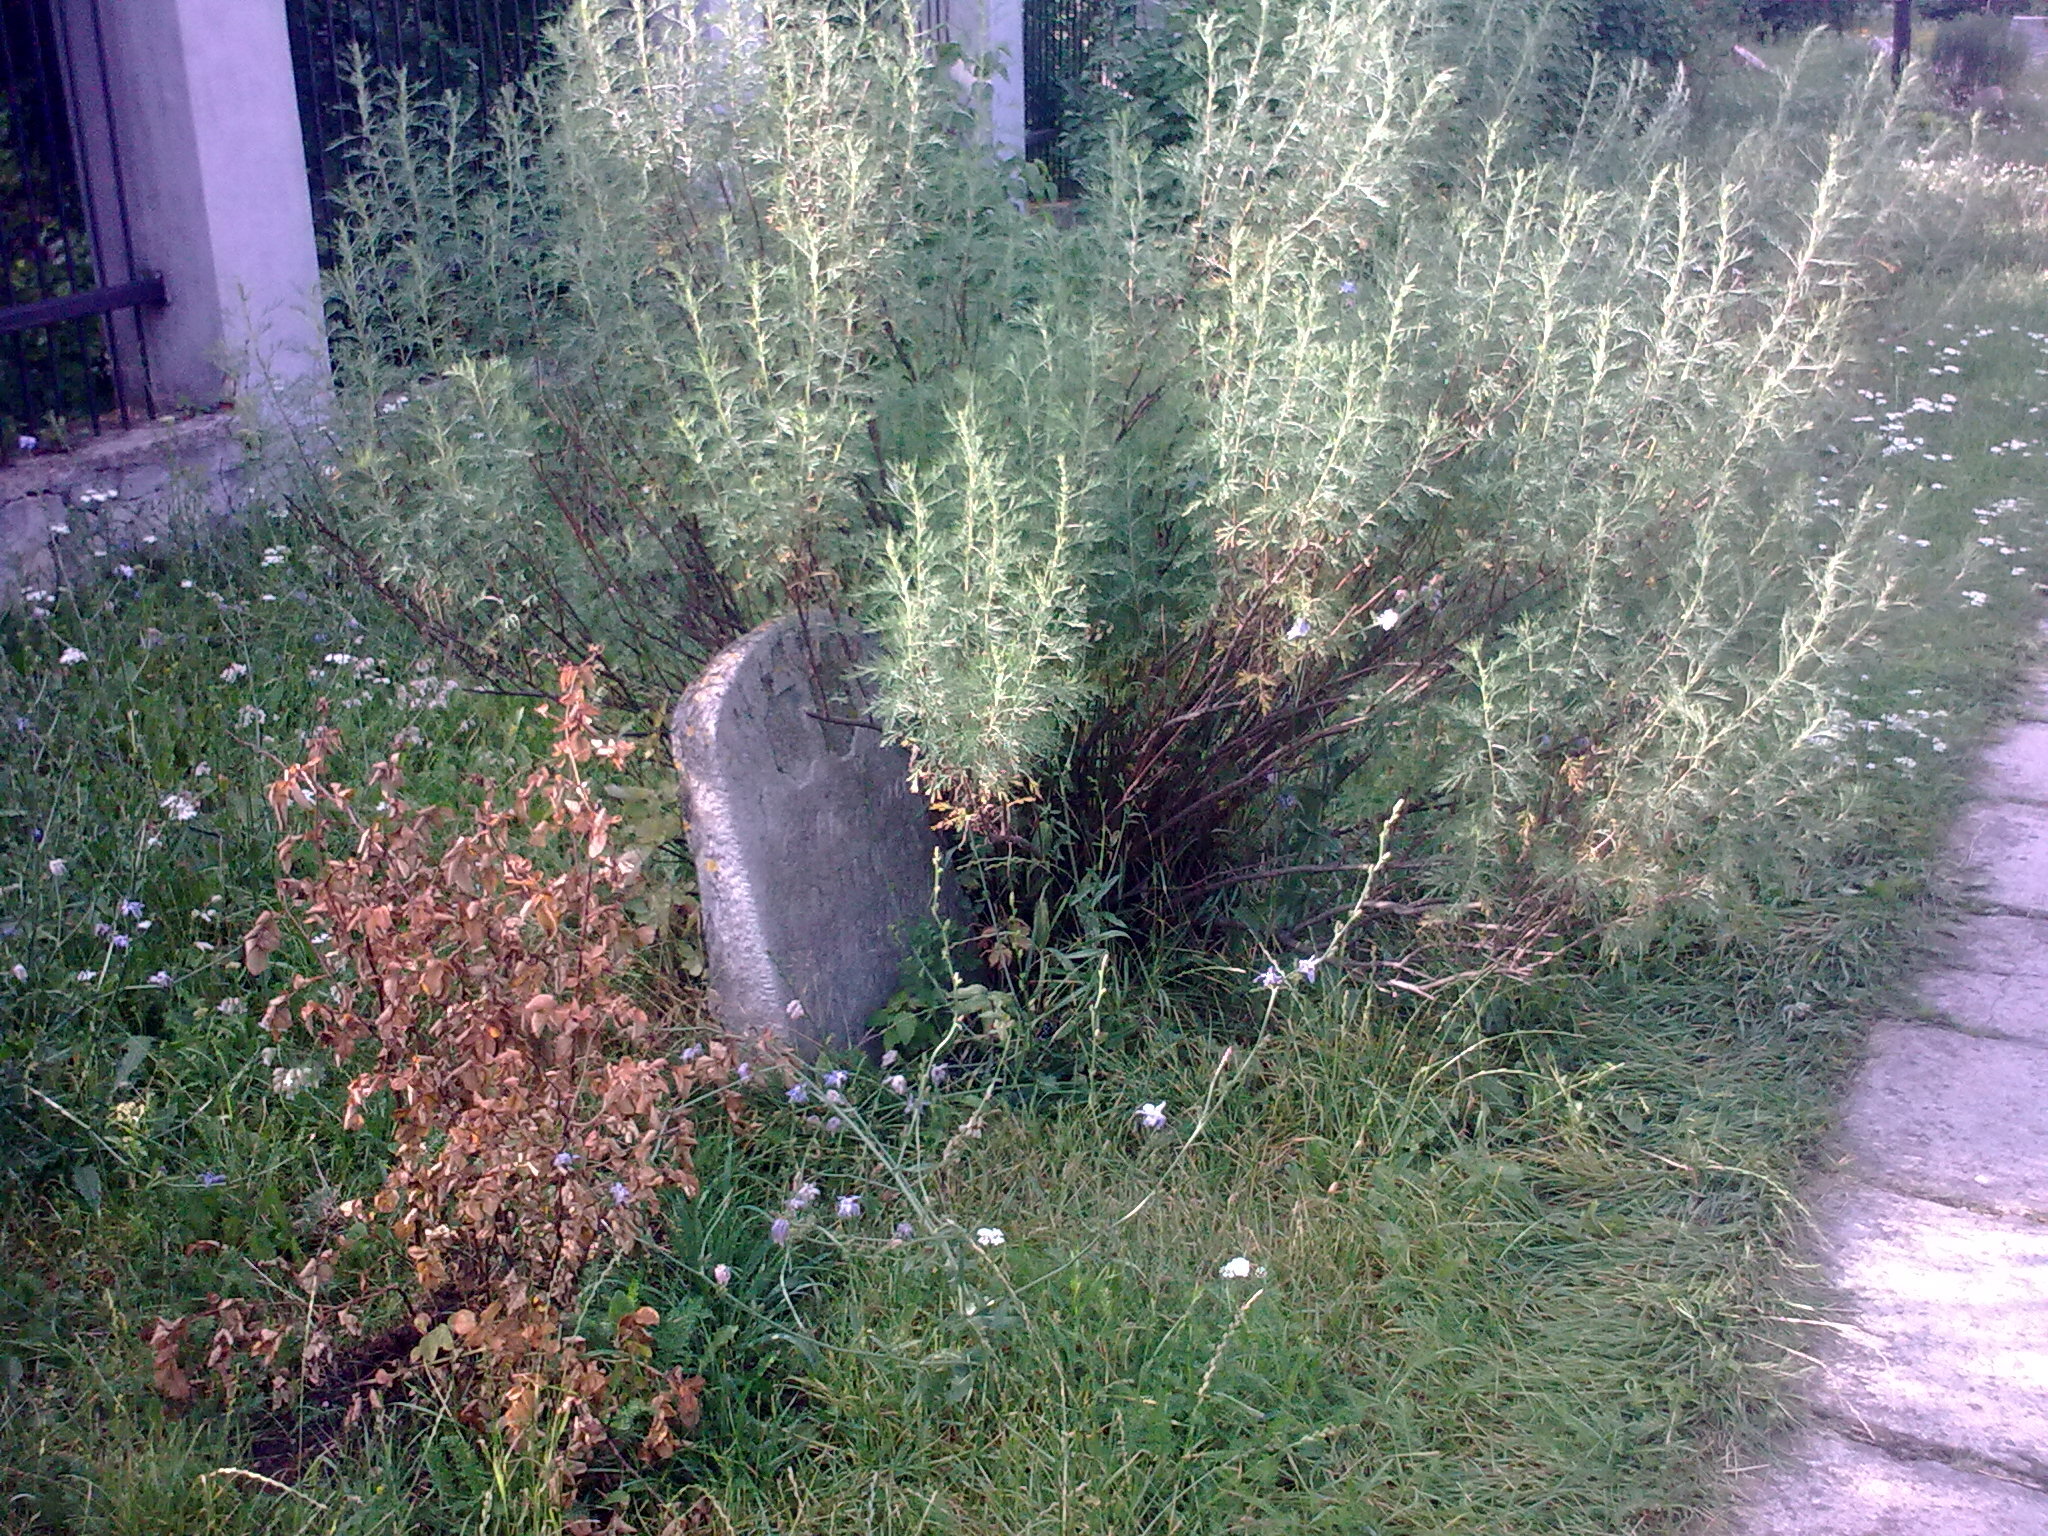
[1807,1183,2048,1485]
[1736,1430,2048,1535]
[1937,913,2048,978]
[1918,967,2048,1045]
[1951,800,2048,913]
[1835,1023,2048,1216]
[1979,720,2048,807]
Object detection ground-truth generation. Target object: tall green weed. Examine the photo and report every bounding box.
[294,1,1943,949]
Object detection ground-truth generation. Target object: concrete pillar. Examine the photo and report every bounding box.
[57,0,328,415]
[951,0,1025,160]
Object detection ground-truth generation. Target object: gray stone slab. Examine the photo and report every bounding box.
[671,614,965,1055]
[1736,1430,2048,1536]
[1980,720,2048,807]
[1837,1023,2048,1216]
[1809,1184,2048,1483]
[1952,801,2048,913]
[1940,915,2048,979]
[1919,968,2048,1045]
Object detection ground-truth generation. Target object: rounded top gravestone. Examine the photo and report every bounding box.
[669,613,966,1056]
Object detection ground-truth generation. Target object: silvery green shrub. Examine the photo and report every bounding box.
[293,2,1917,939]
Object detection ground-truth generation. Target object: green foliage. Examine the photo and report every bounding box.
[1931,12,2033,97]
[1579,0,1698,69]
[287,1,1981,951]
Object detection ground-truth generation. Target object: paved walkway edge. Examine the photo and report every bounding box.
[1727,632,2048,1536]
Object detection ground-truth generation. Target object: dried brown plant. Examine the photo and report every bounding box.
[236,658,731,1468]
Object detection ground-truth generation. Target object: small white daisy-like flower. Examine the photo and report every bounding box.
[219,662,248,682]
[159,790,200,821]
[1136,1101,1168,1130]
[974,1226,1007,1248]
[58,647,86,666]
[75,970,97,983]
[1218,1256,1254,1279]
[11,963,27,981]
[46,859,66,879]
[1372,609,1401,631]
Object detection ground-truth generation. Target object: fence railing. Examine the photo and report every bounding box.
[0,0,160,460]
[1022,0,1115,192]
[285,0,565,254]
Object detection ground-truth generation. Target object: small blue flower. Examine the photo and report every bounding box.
[199,1171,226,1188]
[610,1181,630,1206]
[836,1195,861,1219]
[894,1221,915,1241]
[786,1082,809,1105]
[823,1069,848,1089]
[1338,279,1357,295]
[1293,956,1319,983]
[771,1216,791,1245]
[1256,964,1286,991]
[553,1150,578,1170]
[120,899,144,919]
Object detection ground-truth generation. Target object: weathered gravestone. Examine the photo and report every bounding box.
[670,613,965,1055]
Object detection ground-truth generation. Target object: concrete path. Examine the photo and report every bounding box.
[1730,671,2048,1534]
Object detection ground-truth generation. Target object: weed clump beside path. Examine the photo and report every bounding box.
[5,5,2048,1533]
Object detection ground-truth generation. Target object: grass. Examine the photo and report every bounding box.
[6,40,2048,1536]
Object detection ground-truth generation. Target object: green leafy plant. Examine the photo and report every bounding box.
[286,2,1934,962]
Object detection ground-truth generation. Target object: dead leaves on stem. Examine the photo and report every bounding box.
[150,659,734,1488]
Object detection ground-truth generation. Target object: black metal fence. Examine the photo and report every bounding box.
[0,0,157,459]
[1023,0,1115,190]
[284,0,565,253]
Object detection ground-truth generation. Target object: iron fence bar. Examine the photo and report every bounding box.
[284,0,566,263]
[63,0,154,425]
[1,2,75,432]
[0,272,163,337]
